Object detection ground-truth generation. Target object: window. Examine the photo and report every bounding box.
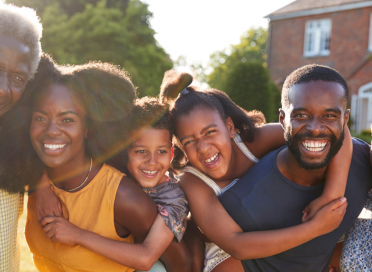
[304,19,332,57]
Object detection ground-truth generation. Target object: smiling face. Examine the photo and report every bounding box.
[280,80,349,170]
[176,107,235,180]
[30,84,88,169]
[126,128,172,188]
[0,36,31,117]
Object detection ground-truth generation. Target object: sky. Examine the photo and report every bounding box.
[143,0,295,68]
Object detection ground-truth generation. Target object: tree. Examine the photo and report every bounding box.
[269,82,282,122]
[9,0,129,16]
[204,27,280,121]
[207,27,267,91]
[224,62,278,122]
[7,0,173,97]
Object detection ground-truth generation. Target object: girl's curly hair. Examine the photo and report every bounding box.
[0,54,136,192]
[108,96,174,175]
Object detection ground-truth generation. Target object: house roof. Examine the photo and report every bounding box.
[266,0,372,20]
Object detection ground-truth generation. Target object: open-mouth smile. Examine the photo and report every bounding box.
[44,143,67,150]
[204,153,218,163]
[301,140,329,152]
[201,153,221,168]
[141,170,159,179]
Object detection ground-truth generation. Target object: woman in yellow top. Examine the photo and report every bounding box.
[24,55,191,272]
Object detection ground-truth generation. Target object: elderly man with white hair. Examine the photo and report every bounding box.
[0,3,42,271]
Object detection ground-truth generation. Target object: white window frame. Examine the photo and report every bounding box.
[352,82,372,134]
[368,14,372,51]
[304,19,332,57]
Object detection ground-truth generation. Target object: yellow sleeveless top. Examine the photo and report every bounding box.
[25,164,135,272]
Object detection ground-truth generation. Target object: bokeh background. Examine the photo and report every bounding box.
[4,0,295,121]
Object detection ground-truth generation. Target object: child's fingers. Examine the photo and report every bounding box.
[333,201,348,215]
[328,197,347,211]
[45,228,55,239]
[42,222,54,233]
[301,212,308,223]
[322,197,347,212]
[304,210,317,223]
[51,235,58,243]
[41,216,58,226]
[302,200,316,214]
[302,205,310,214]
[303,210,316,223]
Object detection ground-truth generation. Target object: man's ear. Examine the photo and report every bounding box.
[344,109,350,127]
[226,117,236,138]
[279,109,285,129]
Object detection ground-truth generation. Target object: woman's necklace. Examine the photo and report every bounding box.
[50,158,93,192]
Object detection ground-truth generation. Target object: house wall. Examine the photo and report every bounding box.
[268,6,372,97]
[349,59,372,94]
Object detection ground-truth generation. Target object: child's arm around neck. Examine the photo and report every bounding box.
[179,171,347,260]
[42,176,191,272]
[302,127,352,222]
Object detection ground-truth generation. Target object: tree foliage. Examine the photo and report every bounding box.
[7,0,173,97]
[205,27,280,121]
[9,0,129,16]
[207,27,267,91]
[224,62,279,122]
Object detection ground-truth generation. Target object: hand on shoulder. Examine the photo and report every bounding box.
[308,198,348,236]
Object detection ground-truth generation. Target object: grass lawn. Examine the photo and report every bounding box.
[19,195,38,272]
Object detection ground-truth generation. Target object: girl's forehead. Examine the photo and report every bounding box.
[132,127,171,145]
[179,106,223,125]
[175,107,227,139]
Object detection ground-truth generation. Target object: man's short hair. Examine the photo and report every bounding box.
[0,4,42,79]
[282,64,349,109]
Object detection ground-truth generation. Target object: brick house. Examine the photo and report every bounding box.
[266,0,372,133]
